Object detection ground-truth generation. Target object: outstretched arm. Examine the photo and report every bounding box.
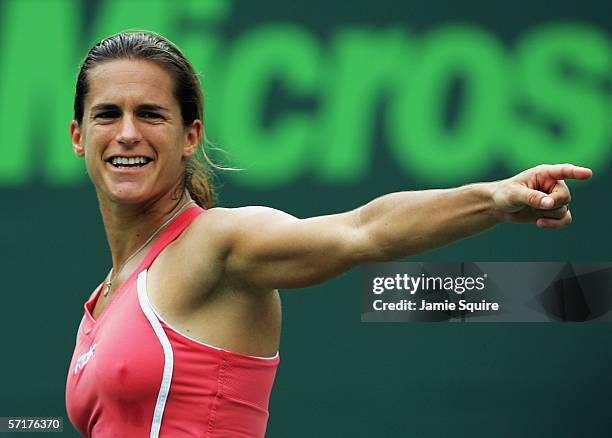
[213,164,591,291]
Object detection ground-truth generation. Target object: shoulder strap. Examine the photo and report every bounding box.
[137,205,205,271]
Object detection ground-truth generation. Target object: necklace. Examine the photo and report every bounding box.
[102,198,196,297]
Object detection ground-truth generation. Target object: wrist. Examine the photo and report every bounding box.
[481,180,508,224]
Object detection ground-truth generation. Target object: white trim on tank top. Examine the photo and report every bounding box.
[141,268,279,361]
[136,270,173,438]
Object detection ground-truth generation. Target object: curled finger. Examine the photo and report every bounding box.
[547,180,571,208]
[539,205,569,220]
[537,209,572,229]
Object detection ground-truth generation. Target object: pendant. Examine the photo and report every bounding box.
[103,281,112,297]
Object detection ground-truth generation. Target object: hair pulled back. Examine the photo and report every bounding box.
[74,30,215,208]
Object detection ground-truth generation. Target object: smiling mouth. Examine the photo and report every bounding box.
[107,156,154,168]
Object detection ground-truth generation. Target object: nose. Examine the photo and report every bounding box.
[116,113,142,145]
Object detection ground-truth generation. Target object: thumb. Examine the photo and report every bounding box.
[514,186,554,209]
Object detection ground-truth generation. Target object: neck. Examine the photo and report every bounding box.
[97,187,194,271]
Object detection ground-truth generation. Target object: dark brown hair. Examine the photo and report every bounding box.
[74,30,215,208]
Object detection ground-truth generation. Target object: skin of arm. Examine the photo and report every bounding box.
[202,164,592,292]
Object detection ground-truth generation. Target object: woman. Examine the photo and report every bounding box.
[65,31,591,437]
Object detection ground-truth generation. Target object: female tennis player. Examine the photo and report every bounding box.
[64,31,592,437]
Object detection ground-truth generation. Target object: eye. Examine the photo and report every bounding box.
[140,111,164,120]
[94,111,120,120]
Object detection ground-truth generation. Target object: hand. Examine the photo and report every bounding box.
[492,164,592,229]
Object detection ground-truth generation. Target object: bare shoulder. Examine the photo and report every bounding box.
[166,205,286,279]
[183,205,295,250]
[146,207,282,356]
[189,205,285,231]
[170,207,237,268]
[200,205,294,225]
[147,207,265,310]
[180,206,299,292]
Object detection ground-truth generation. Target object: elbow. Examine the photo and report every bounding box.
[349,209,392,263]
[351,208,424,263]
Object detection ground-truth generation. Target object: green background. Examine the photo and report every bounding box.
[0,0,610,436]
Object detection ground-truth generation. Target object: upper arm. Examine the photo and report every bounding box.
[213,206,375,291]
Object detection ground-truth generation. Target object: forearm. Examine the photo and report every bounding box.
[355,182,505,261]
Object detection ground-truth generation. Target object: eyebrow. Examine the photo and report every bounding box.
[90,103,171,112]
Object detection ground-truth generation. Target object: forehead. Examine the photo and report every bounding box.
[85,59,177,110]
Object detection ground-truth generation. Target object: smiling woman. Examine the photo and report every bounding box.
[71,58,200,205]
[71,57,200,202]
[65,32,281,438]
[71,32,214,209]
[64,30,591,438]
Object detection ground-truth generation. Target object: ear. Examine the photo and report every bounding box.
[182,119,203,158]
[70,120,85,157]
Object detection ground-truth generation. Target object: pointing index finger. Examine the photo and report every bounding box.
[539,164,593,181]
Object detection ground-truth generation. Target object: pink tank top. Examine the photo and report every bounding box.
[65,206,280,437]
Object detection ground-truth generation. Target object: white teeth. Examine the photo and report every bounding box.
[110,156,150,166]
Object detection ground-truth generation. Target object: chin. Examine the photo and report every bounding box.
[103,183,151,205]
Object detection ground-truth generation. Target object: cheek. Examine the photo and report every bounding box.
[83,150,101,178]
[81,137,98,161]
[89,125,114,143]
[160,131,189,160]
[79,136,103,174]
